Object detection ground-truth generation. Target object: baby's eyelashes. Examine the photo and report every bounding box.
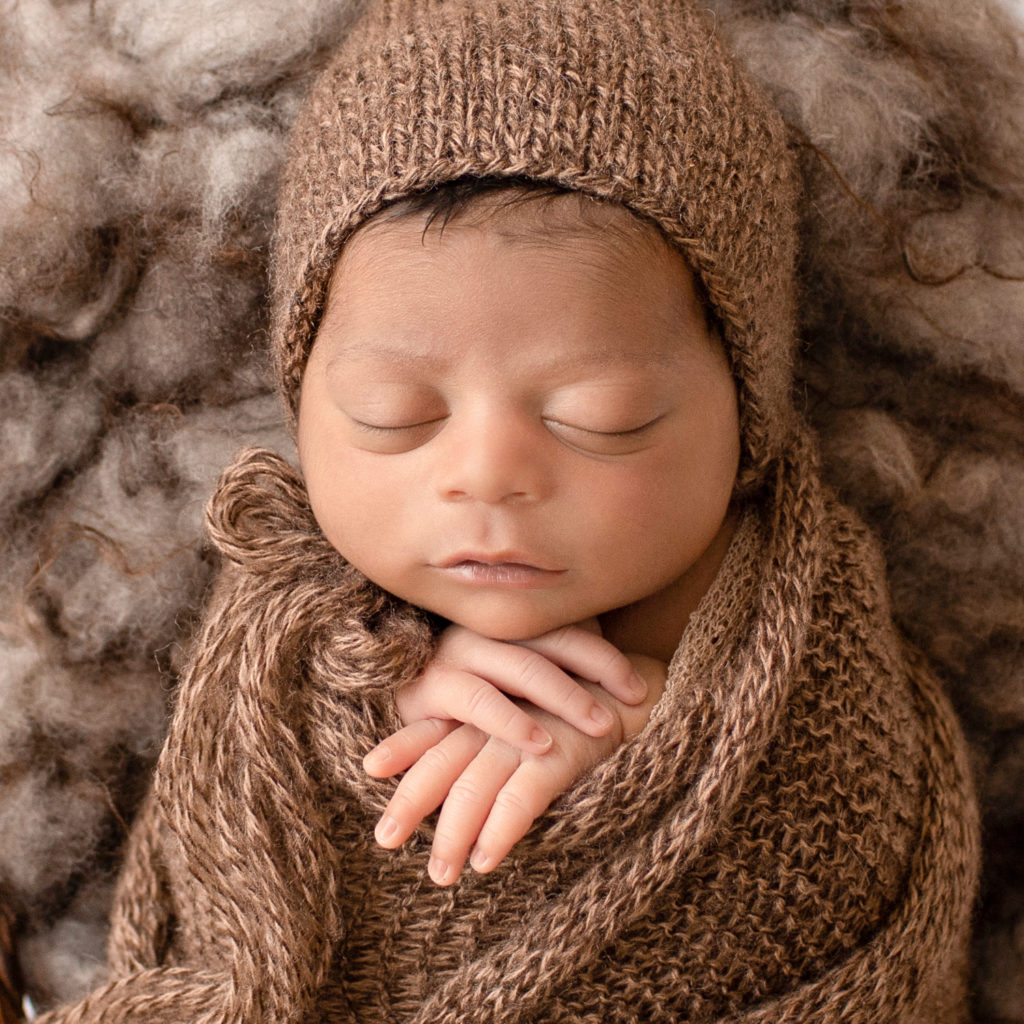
[347,414,448,452]
[541,414,665,455]
[543,413,664,437]
[350,414,448,433]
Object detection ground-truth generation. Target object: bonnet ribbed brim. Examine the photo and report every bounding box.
[271,0,801,481]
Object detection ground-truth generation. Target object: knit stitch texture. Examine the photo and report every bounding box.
[33,439,978,1023]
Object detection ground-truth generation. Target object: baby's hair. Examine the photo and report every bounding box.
[370,175,577,237]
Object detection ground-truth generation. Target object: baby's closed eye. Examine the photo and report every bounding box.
[542,413,666,454]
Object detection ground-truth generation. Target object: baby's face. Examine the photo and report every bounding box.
[298,195,739,642]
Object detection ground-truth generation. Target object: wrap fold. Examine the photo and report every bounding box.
[38,443,978,1024]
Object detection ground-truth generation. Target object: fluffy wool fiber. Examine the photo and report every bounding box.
[0,0,1021,1017]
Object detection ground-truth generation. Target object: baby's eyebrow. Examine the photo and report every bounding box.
[325,341,445,372]
[325,340,682,376]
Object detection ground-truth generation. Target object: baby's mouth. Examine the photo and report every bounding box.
[436,554,566,586]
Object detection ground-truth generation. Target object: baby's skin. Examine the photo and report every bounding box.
[297,187,740,887]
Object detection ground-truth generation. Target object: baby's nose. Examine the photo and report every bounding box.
[436,411,548,505]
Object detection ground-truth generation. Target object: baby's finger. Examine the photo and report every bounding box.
[401,664,559,751]
[373,725,486,849]
[468,758,568,875]
[363,718,458,778]
[519,625,648,706]
[427,741,520,886]
[436,638,618,738]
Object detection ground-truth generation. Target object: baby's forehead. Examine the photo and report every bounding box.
[329,190,702,318]
[312,191,717,384]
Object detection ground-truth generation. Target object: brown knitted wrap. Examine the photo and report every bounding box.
[271,0,800,482]
[35,443,979,1023]
[26,4,978,1017]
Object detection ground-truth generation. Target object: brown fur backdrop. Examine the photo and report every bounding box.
[0,0,1021,1017]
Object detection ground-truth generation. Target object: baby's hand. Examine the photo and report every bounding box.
[389,621,650,752]
[363,624,666,885]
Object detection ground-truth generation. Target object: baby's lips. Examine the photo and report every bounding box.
[436,549,564,572]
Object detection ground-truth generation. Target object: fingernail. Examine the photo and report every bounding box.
[364,743,390,766]
[626,672,648,699]
[429,857,453,885]
[589,703,614,729]
[530,726,552,750]
[470,849,493,873]
[375,816,399,844]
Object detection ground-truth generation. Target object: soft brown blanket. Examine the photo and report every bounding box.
[38,441,978,1023]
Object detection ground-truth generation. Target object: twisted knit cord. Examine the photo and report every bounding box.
[37,451,434,1024]
[36,440,978,1023]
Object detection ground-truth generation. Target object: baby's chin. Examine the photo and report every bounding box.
[442,613,569,643]
[426,600,600,643]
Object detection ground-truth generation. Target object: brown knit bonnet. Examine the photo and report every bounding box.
[271,0,801,481]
